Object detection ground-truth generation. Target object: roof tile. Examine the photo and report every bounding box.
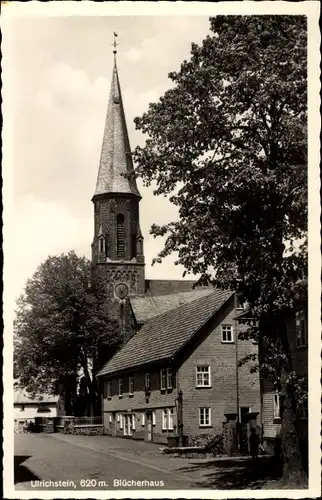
[98,289,233,377]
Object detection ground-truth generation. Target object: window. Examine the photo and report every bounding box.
[273,392,281,420]
[196,366,211,387]
[129,376,134,396]
[116,214,125,258]
[118,379,123,398]
[107,381,112,400]
[296,310,307,347]
[236,295,245,310]
[221,324,233,343]
[145,373,151,390]
[119,414,123,429]
[162,409,168,430]
[168,408,174,430]
[160,369,166,390]
[116,413,120,423]
[109,414,113,423]
[152,411,156,426]
[167,368,173,390]
[199,407,211,427]
[141,413,145,426]
[132,413,136,430]
[98,237,105,253]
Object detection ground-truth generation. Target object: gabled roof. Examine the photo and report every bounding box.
[130,288,214,324]
[144,279,207,296]
[97,289,233,377]
[14,387,59,405]
[93,61,141,198]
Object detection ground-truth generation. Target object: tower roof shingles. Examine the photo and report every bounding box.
[94,62,141,198]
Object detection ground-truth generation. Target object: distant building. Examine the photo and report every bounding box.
[14,386,61,430]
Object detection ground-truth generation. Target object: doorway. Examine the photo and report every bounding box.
[123,414,132,436]
[239,407,250,452]
[145,412,153,441]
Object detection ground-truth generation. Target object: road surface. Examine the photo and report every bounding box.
[14,433,204,491]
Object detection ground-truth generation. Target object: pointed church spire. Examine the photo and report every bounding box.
[93,38,141,199]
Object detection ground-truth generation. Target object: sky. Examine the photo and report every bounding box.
[7,15,212,300]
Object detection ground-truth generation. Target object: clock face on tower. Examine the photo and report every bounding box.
[114,283,129,300]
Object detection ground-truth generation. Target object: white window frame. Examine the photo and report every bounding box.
[162,409,168,430]
[273,392,281,420]
[221,324,234,343]
[160,369,166,391]
[119,414,123,429]
[141,413,145,426]
[109,414,113,423]
[168,408,174,430]
[296,310,307,348]
[129,376,134,396]
[152,411,156,426]
[167,368,173,390]
[199,407,211,427]
[107,381,112,400]
[132,413,136,430]
[195,365,211,387]
[118,378,123,398]
[145,372,151,390]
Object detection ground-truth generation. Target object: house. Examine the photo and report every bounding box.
[97,290,260,446]
[14,386,61,431]
[261,305,308,454]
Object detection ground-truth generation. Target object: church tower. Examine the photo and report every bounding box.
[92,49,145,303]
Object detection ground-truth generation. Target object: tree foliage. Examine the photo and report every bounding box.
[133,16,307,479]
[134,16,306,311]
[14,251,119,414]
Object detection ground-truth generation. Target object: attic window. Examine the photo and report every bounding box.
[116,214,125,258]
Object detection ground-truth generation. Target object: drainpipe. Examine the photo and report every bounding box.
[234,292,240,450]
[175,368,183,447]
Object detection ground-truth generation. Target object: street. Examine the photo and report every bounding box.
[14,433,282,491]
[14,433,205,490]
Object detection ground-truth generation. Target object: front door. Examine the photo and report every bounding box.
[146,412,152,441]
[123,415,132,436]
[127,415,132,436]
[239,407,250,452]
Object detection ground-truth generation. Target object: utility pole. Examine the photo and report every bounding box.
[177,390,183,447]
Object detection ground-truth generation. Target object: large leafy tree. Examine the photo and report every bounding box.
[14,251,119,416]
[133,16,307,481]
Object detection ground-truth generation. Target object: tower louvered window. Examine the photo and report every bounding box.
[116,214,125,258]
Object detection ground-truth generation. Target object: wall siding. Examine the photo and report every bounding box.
[102,366,177,443]
[177,297,260,436]
[261,378,281,439]
[14,403,58,420]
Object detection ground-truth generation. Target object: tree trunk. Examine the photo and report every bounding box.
[280,368,307,486]
[81,361,99,417]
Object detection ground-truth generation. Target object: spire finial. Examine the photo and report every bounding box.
[113,32,118,65]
